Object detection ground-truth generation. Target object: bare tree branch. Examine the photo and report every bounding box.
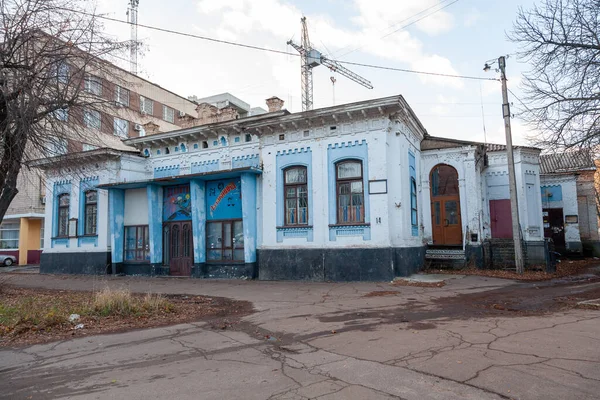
[509,0,600,151]
[0,0,131,222]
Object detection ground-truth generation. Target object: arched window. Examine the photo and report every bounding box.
[284,166,308,225]
[57,193,70,237]
[84,190,97,235]
[336,160,364,224]
[430,165,459,197]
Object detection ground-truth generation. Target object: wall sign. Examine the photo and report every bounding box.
[206,178,242,220]
[565,215,578,224]
[163,185,192,221]
[68,218,78,238]
[368,179,387,194]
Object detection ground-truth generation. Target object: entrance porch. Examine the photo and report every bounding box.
[100,168,260,279]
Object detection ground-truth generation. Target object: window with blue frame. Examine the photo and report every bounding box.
[83,190,97,235]
[57,194,70,237]
[409,151,418,236]
[411,178,418,229]
[336,160,364,224]
[284,166,308,225]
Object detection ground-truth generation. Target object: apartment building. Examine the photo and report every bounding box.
[1,60,201,265]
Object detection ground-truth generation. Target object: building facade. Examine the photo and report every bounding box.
[539,151,599,255]
[36,95,549,280]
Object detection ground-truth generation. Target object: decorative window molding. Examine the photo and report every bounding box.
[327,140,370,241]
[276,147,313,242]
[78,177,99,241]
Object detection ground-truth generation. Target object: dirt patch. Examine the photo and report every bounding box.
[0,286,253,347]
[427,258,599,281]
[406,322,436,330]
[391,279,446,288]
[363,290,401,297]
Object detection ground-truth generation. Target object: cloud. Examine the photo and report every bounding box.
[463,8,481,27]
[353,0,454,36]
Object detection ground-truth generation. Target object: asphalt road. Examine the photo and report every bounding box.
[1,272,600,399]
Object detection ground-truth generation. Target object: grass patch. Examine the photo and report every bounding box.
[92,288,173,317]
[0,287,176,339]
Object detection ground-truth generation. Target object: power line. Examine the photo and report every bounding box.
[336,0,460,58]
[80,10,496,82]
[334,60,497,81]
[90,12,300,57]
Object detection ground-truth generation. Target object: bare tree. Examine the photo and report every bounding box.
[510,0,600,150]
[0,0,130,223]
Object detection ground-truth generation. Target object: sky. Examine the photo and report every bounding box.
[95,0,539,145]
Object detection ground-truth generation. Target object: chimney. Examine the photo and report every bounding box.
[266,96,284,112]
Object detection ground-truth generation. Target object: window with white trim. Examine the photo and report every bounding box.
[163,105,174,123]
[114,117,129,138]
[84,74,103,96]
[0,222,19,249]
[115,85,130,106]
[84,109,101,130]
[140,96,154,115]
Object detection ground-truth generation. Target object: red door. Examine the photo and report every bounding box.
[163,221,193,276]
[490,199,513,238]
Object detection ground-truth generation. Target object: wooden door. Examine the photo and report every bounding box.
[430,164,462,246]
[164,221,193,276]
[431,196,462,245]
[543,208,565,251]
[490,199,513,238]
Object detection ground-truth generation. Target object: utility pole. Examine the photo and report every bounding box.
[498,56,525,273]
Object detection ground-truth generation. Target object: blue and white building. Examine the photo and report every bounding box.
[34,95,551,280]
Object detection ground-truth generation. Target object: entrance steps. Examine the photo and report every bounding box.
[424,247,465,269]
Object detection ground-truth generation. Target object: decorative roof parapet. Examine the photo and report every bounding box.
[232,154,260,161]
[327,140,367,149]
[191,160,218,167]
[276,147,311,157]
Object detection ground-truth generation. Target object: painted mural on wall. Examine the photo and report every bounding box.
[206,178,242,220]
[163,185,192,221]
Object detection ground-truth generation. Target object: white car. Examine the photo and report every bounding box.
[0,254,17,266]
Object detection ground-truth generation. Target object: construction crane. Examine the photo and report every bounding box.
[126,0,139,75]
[287,17,373,111]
